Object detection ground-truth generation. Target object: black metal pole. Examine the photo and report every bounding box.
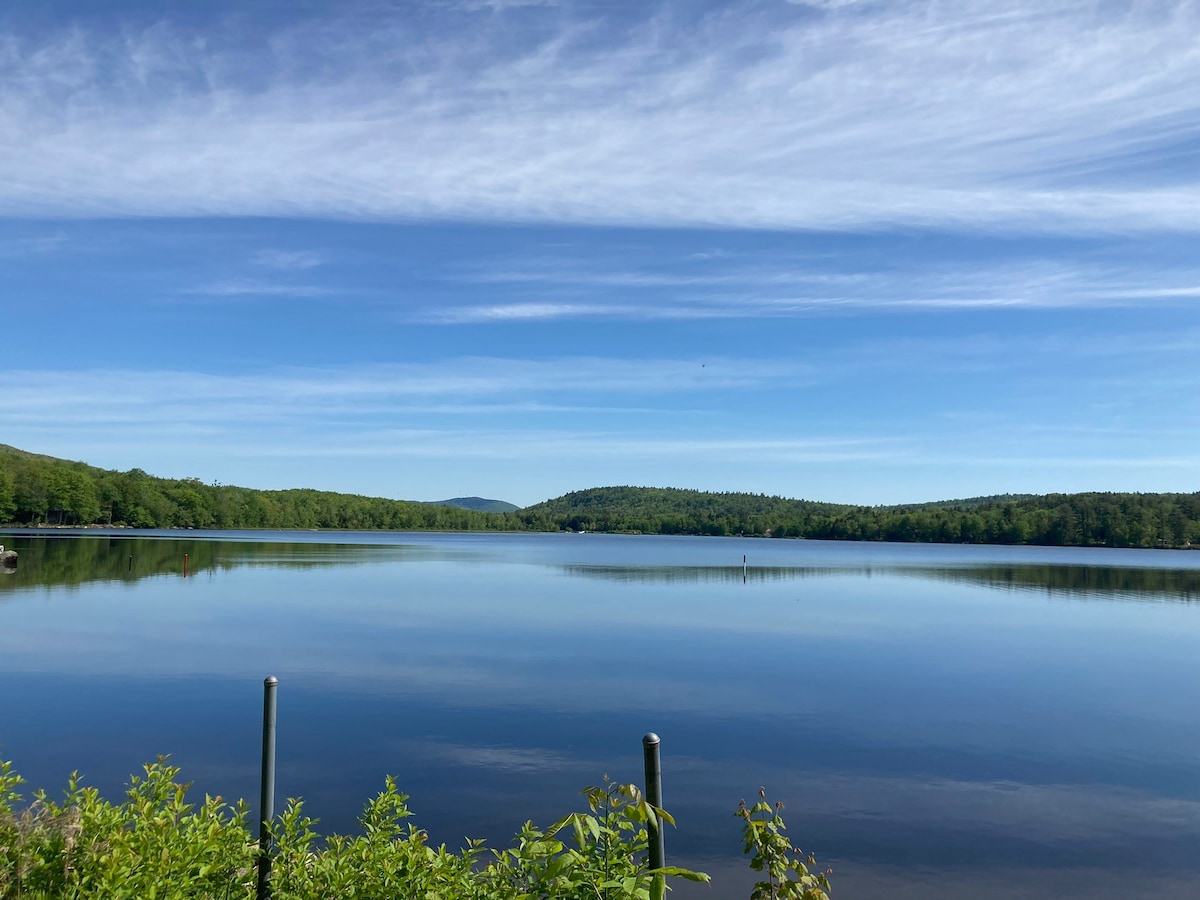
[642,732,665,900]
[257,676,278,900]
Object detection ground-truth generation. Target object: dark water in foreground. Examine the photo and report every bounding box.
[0,531,1197,899]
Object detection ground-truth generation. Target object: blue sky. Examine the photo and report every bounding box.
[1,0,1197,507]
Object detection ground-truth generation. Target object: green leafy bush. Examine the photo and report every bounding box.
[1,758,831,899]
[737,789,831,900]
[1,758,254,899]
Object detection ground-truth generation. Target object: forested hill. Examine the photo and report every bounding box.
[515,486,1200,548]
[422,497,521,513]
[0,444,511,532]
[2,444,1198,548]
[516,486,851,534]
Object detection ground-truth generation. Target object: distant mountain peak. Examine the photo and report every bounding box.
[423,497,520,514]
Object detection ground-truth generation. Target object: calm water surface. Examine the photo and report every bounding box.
[1,531,1197,899]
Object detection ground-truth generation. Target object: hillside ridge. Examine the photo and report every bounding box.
[2,446,1198,548]
[422,497,520,514]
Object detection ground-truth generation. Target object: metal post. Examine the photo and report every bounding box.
[257,676,278,900]
[642,732,665,900]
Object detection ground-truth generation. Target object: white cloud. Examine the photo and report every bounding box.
[0,1,1197,232]
[0,357,890,480]
[453,0,561,9]
[181,280,332,299]
[0,357,816,424]
[0,232,66,257]
[252,249,326,270]
[437,258,1200,320]
[786,0,868,9]
[430,302,608,322]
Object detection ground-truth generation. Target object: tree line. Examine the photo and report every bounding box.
[0,445,509,532]
[2,445,1198,548]
[516,486,1200,548]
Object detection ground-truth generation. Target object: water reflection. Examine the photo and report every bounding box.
[558,564,838,584]
[0,535,437,594]
[558,561,1200,601]
[905,563,1200,601]
[4,533,1198,602]
[0,533,1196,900]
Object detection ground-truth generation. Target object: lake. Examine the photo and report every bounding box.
[0,530,1197,899]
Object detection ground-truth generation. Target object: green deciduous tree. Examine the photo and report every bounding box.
[0,469,14,523]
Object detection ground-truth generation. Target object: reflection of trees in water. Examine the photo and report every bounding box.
[904,564,1200,602]
[0,536,417,593]
[560,565,854,584]
[559,562,1200,601]
[5,536,1196,602]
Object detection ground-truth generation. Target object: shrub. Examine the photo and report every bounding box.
[737,788,832,900]
[1,759,831,899]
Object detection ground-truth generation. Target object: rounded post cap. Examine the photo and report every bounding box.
[642,732,660,746]
[264,675,278,686]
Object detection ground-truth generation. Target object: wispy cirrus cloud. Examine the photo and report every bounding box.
[0,232,66,258]
[1,330,1192,442]
[430,302,611,322]
[252,249,326,270]
[7,317,1193,430]
[1,348,1193,500]
[180,280,332,300]
[427,258,1200,322]
[0,357,816,425]
[0,356,891,470]
[452,0,561,9]
[0,1,1197,232]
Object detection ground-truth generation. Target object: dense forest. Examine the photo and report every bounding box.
[0,444,510,532]
[519,486,1200,548]
[2,444,1198,548]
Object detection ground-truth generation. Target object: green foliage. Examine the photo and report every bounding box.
[522,485,1200,548]
[0,759,729,900]
[0,757,253,899]
[269,778,480,899]
[0,471,15,524]
[737,789,831,900]
[0,445,514,533]
[477,777,708,900]
[7,443,1196,548]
